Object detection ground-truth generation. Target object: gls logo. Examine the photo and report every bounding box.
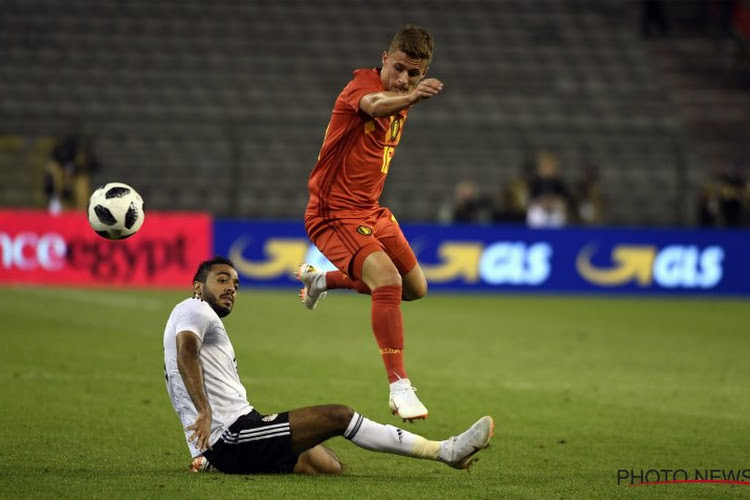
[477,242,552,285]
[577,244,724,289]
[413,241,552,285]
[229,237,553,286]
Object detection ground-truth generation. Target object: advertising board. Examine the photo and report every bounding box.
[213,220,750,296]
[0,210,212,287]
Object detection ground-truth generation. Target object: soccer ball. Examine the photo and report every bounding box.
[87,182,145,240]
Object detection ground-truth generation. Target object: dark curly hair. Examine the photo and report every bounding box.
[192,256,235,284]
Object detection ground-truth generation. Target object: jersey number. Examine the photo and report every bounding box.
[381,146,395,174]
[381,116,403,174]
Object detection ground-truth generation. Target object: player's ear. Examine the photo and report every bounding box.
[381,51,388,65]
[193,281,203,298]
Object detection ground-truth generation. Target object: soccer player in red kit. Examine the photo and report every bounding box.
[298,25,443,421]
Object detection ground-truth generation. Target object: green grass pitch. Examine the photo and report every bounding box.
[1,286,749,499]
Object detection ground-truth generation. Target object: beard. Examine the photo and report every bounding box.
[201,289,232,318]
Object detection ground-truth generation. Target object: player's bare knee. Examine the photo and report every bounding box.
[370,270,402,290]
[361,252,402,289]
[327,457,343,475]
[293,455,317,475]
[295,447,343,475]
[319,449,344,475]
[403,280,427,301]
[401,264,427,301]
[318,447,343,475]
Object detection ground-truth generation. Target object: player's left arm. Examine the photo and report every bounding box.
[176,330,212,451]
[359,78,443,118]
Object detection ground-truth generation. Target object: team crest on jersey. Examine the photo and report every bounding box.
[262,414,279,422]
[357,225,373,236]
[388,118,401,141]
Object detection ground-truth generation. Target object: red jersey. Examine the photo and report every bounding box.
[306,68,409,218]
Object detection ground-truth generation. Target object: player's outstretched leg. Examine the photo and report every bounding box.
[343,411,494,470]
[290,405,494,472]
[296,264,328,310]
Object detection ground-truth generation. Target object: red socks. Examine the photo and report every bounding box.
[370,285,407,383]
[324,272,406,382]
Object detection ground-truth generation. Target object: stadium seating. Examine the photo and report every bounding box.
[0,0,747,226]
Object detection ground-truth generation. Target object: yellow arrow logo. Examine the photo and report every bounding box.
[229,238,309,279]
[421,242,484,283]
[576,244,656,286]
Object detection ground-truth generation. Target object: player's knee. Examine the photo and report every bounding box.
[313,458,342,475]
[318,448,343,475]
[361,252,402,289]
[403,279,428,301]
[369,269,402,289]
[328,459,343,475]
[295,446,343,475]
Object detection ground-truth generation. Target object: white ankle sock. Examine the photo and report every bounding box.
[344,412,440,460]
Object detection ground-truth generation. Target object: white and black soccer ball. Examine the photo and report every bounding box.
[87,182,145,240]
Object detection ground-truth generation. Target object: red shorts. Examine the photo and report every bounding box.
[304,207,417,281]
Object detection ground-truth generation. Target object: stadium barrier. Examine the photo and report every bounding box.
[2,211,748,295]
[214,219,750,296]
[0,209,211,287]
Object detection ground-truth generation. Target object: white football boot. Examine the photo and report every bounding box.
[296,263,327,310]
[438,416,494,470]
[389,377,429,421]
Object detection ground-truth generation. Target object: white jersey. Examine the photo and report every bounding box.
[163,297,253,458]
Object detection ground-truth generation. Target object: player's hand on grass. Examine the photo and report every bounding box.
[186,410,212,451]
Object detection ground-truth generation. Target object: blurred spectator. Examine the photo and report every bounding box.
[573,162,605,225]
[696,159,748,227]
[43,132,100,213]
[696,182,719,227]
[437,179,490,224]
[526,151,573,228]
[491,158,532,224]
[44,137,75,214]
[74,137,100,210]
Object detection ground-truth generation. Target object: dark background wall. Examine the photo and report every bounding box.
[1,0,748,226]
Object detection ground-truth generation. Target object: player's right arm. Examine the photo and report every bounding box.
[359,78,443,118]
[176,330,212,451]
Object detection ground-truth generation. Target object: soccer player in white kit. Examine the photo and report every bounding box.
[163,257,494,474]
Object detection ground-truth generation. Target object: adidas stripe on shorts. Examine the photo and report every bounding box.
[203,410,299,474]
